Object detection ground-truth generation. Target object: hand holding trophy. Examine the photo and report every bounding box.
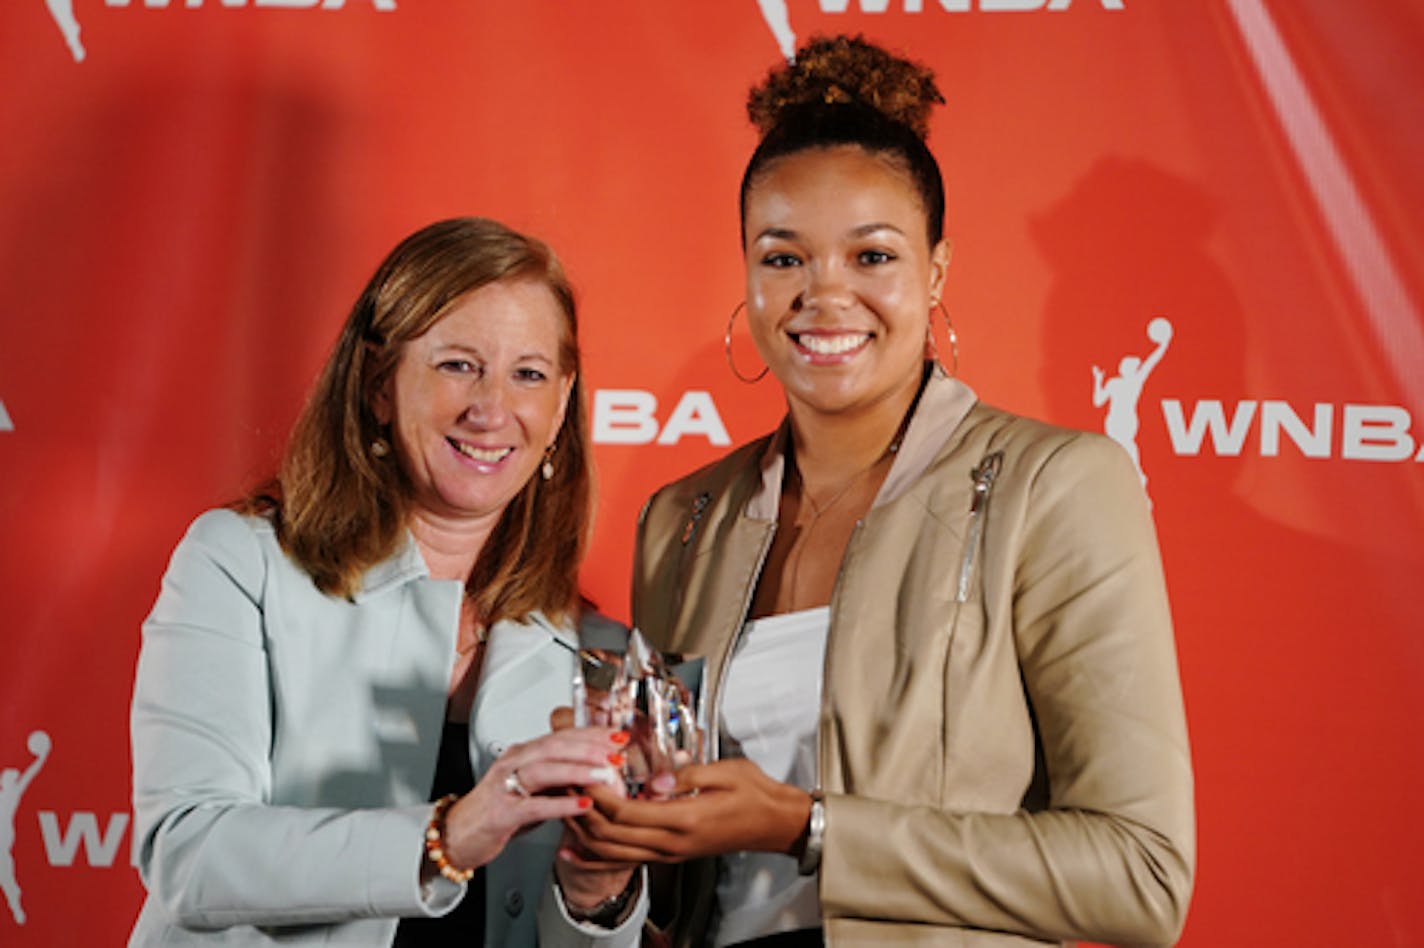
[574,629,705,799]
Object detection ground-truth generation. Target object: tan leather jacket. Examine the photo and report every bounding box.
[632,374,1194,947]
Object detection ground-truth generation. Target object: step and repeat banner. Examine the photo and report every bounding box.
[2,1,1421,943]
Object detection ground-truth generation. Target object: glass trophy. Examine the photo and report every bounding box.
[574,626,706,799]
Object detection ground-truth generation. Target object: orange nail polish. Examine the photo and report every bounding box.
[577,796,593,809]
[610,731,630,745]
[608,752,625,766]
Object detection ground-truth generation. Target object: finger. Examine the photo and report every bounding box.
[557,844,657,871]
[671,761,717,785]
[584,782,629,810]
[505,793,596,830]
[491,748,617,799]
[505,759,623,795]
[667,757,775,797]
[648,772,678,798]
[553,838,641,873]
[574,799,691,855]
[567,839,668,864]
[564,817,673,864]
[671,759,754,792]
[592,794,702,832]
[670,766,710,796]
[512,727,630,766]
[579,835,683,864]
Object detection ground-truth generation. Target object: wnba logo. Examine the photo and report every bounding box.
[44,0,398,64]
[758,0,1127,60]
[1093,317,1424,489]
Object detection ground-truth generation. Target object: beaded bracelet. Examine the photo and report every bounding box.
[424,793,475,884]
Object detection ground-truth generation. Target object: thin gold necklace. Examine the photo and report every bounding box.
[797,461,875,521]
[794,430,904,522]
[783,432,903,610]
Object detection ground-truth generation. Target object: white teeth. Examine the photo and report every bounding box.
[797,333,869,355]
[451,441,513,463]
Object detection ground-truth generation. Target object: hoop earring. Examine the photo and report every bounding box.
[540,442,556,481]
[931,300,960,379]
[724,301,768,384]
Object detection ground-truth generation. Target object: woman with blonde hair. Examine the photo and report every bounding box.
[564,37,1194,947]
[130,217,640,946]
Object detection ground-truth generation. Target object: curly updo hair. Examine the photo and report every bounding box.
[741,35,947,249]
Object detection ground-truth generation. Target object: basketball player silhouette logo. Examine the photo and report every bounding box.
[757,0,796,60]
[2,731,51,926]
[1093,317,1172,497]
[45,0,86,63]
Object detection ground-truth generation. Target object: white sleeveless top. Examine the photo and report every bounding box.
[712,606,830,946]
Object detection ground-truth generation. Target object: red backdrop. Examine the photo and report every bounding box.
[2,1,1421,943]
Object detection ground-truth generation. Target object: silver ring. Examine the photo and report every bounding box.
[504,770,530,797]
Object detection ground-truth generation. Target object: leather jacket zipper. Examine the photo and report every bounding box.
[956,451,1004,603]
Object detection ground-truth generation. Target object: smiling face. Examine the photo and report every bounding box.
[744,145,950,422]
[373,278,573,530]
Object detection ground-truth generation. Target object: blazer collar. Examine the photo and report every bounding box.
[745,370,979,521]
[352,531,431,603]
[351,535,578,653]
[876,371,978,507]
[485,610,579,666]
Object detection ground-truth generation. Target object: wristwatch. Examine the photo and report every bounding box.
[565,873,640,929]
[797,789,825,876]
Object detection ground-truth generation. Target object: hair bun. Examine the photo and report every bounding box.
[747,35,944,139]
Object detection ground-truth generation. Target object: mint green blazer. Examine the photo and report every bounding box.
[129,510,638,946]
